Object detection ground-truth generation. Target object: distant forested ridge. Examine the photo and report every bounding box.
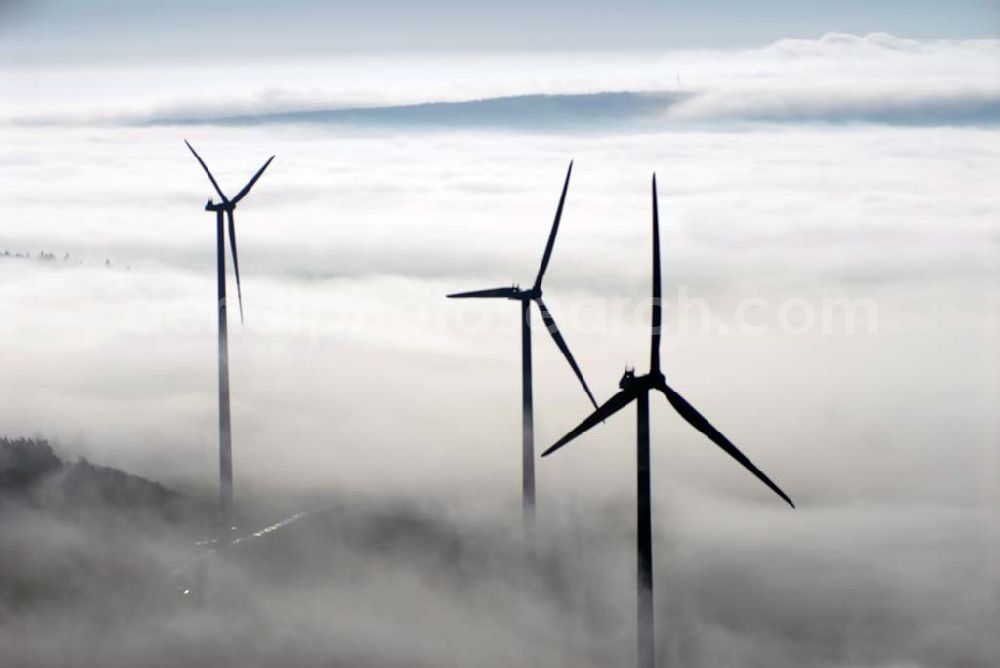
[0,250,128,269]
[0,436,179,513]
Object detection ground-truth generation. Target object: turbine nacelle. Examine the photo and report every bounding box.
[509,285,540,301]
[205,199,232,212]
[618,369,665,391]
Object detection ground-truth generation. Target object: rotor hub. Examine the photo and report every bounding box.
[205,200,232,212]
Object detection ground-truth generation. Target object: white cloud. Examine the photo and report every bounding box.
[2,34,997,127]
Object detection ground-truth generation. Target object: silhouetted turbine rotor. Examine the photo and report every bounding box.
[543,173,792,505]
[185,140,274,324]
[447,161,597,409]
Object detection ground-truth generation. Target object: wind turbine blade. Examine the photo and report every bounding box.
[232,155,275,204]
[226,209,245,325]
[651,174,662,373]
[535,297,597,409]
[657,381,794,507]
[184,140,227,203]
[447,287,519,299]
[533,160,573,290]
[542,388,636,457]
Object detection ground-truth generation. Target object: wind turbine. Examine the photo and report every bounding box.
[448,161,598,535]
[542,175,794,668]
[185,140,274,517]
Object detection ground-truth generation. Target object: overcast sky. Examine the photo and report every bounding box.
[1,0,998,63]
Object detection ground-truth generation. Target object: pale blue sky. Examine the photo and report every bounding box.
[1,0,997,63]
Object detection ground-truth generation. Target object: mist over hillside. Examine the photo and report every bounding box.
[1,437,996,667]
[0,436,181,511]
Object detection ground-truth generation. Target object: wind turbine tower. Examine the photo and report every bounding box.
[185,140,274,518]
[449,162,597,535]
[543,175,794,668]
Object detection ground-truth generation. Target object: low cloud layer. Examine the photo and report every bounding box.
[3,34,998,128]
[0,31,997,667]
[2,493,997,667]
